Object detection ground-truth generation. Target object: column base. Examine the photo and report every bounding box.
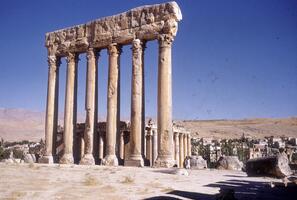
[38,155,54,164]
[124,155,144,167]
[79,154,95,165]
[102,155,118,166]
[154,156,175,168]
[59,153,74,164]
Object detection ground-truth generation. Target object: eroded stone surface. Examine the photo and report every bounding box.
[45,1,182,56]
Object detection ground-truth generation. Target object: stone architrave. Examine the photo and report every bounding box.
[60,52,78,164]
[125,39,144,167]
[80,48,98,165]
[179,133,184,168]
[103,43,121,166]
[154,34,175,168]
[39,55,60,164]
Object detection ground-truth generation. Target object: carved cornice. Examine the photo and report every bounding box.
[45,1,182,57]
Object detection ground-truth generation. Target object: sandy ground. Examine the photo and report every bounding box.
[0,163,296,200]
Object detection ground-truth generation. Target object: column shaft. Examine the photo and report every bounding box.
[179,133,184,168]
[103,43,121,166]
[99,132,104,164]
[155,34,175,167]
[39,55,60,164]
[125,39,144,167]
[60,52,78,164]
[80,49,98,165]
[184,134,188,159]
[174,132,180,167]
[187,135,191,156]
[152,129,158,165]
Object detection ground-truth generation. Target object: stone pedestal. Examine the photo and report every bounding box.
[60,52,78,164]
[154,34,175,168]
[125,39,144,167]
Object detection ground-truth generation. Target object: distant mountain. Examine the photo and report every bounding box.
[176,118,297,139]
[0,108,296,141]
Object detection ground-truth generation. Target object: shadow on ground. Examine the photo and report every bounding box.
[144,178,297,200]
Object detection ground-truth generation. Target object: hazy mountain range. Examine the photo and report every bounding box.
[0,108,296,141]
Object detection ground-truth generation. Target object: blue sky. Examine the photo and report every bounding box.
[0,0,296,120]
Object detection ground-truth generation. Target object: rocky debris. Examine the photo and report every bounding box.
[217,156,243,171]
[190,156,207,169]
[246,153,292,178]
[23,154,36,163]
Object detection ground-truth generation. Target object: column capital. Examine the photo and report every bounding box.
[66,52,79,64]
[174,132,179,138]
[87,48,100,61]
[131,39,144,53]
[158,34,174,48]
[107,43,122,56]
[47,55,61,67]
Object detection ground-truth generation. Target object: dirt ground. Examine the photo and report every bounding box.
[0,163,296,200]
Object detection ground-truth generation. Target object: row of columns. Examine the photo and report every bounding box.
[41,34,175,167]
[174,132,191,168]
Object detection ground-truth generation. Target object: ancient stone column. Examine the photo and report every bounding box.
[119,131,125,160]
[125,39,144,167]
[60,52,78,164]
[103,43,121,166]
[179,133,184,168]
[187,134,191,156]
[174,132,180,167]
[141,42,146,160]
[184,133,188,159]
[80,48,99,165]
[152,129,158,165]
[146,131,153,166]
[39,55,60,164]
[155,34,175,167]
[98,132,104,164]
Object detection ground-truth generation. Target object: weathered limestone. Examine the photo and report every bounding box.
[146,131,153,166]
[125,39,144,167]
[174,132,180,167]
[103,43,121,166]
[44,1,182,167]
[184,134,188,159]
[80,48,98,165]
[152,129,158,166]
[60,53,78,164]
[187,134,191,156]
[179,133,184,168]
[154,34,175,168]
[39,56,60,164]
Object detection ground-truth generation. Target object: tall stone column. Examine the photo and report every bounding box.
[119,131,125,160]
[125,39,144,167]
[80,48,99,165]
[39,55,60,164]
[60,52,78,164]
[98,132,104,164]
[155,34,175,167]
[174,132,180,167]
[103,43,121,166]
[179,133,184,168]
[187,134,191,156]
[152,129,158,165]
[141,42,146,160]
[184,133,187,159]
[146,131,153,166]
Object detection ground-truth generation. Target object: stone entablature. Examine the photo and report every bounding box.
[45,1,182,56]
